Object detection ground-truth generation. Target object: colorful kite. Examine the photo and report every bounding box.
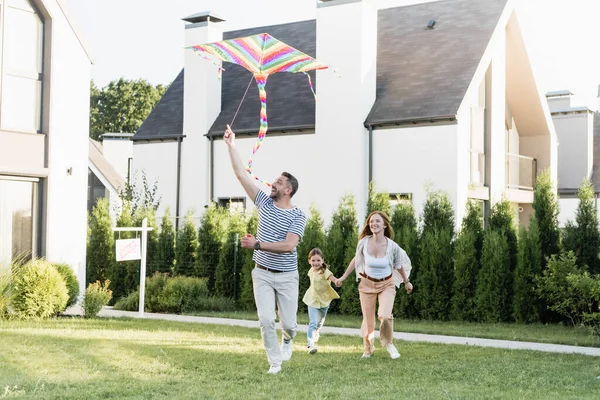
[189,33,332,187]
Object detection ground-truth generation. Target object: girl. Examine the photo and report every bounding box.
[302,248,340,354]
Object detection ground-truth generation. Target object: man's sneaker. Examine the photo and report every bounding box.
[313,330,320,343]
[386,343,400,359]
[308,344,317,354]
[281,340,293,362]
[267,364,281,374]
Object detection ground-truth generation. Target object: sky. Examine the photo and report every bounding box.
[66,0,600,109]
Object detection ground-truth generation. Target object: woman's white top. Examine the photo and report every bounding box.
[353,235,412,288]
[363,244,392,279]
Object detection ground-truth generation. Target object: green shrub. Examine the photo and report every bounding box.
[193,296,236,312]
[366,181,391,217]
[87,198,114,285]
[196,203,227,290]
[53,263,80,308]
[175,211,198,276]
[391,202,419,319]
[156,207,176,274]
[11,260,69,319]
[214,211,245,300]
[83,280,113,318]
[0,268,11,319]
[114,273,210,314]
[239,211,258,311]
[562,179,600,274]
[533,169,560,265]
[513,217,542,323]
[475,231,511,323]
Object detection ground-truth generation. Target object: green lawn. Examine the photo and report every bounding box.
[0,318,598,399]
[187,310,600,348]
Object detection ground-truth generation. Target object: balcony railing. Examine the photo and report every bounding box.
[470,149,485,187]
[506,153,537,191]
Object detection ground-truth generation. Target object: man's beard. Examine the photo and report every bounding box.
[269,189,281,201]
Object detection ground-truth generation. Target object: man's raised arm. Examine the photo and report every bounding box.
[224,125,259,202]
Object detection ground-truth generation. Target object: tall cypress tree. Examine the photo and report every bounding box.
[156,207,176,274]
[562,179,600,274]
[174,211,198,276]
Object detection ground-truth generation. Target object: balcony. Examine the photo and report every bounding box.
[506,153,537,191]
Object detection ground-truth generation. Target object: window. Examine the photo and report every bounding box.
[88,169,107,213]
[0,0,45,133]
[218,197,246,214]
[389,193,412,212]
[0,177,38,268]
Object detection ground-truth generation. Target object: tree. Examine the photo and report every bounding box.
[89,78,167,140]
[416,191,454,320]
[196,203,227,292]
[533,169,560,265]
[110,201,138,303]
[239,211,259,310]
[134,206,159,276]
[155,207,176,274]
[297,205,327,312]
[421,190,455,235]
[488,199,517,321]
[174,211,198,276]
[339,239,361,315]
[86,198,114,285]
[391,202,419,319]
[214,211,246,300]
[513,217,542,323]
[475,230,511,323]
[452,200,484,321]
[326,194,359,313]
[415,228,454,320]
[562,179,600,274]
[366,181,391,217]
[119,170,162,215]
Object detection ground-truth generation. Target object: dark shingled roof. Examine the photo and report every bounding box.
[133,69,184,141]
[366,0,507,125]
[134,0,509,140]
[207,20,318,136]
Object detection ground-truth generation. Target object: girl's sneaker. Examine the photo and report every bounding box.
[313,330,320,343]
[307,344,317,354]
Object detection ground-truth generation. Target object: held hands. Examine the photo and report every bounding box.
[224,125,235,148]
[241,233,257,249]
[335,277,345,288]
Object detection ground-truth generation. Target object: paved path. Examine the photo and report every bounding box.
[95,307,600,357]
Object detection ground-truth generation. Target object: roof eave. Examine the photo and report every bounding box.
[364,115,457,129]
[206,124,315,138]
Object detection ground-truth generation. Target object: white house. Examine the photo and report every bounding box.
[549,88,600,227]
[133,0,557,230]
[0,0,92,291]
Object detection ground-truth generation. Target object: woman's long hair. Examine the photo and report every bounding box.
[308,248,328,273]
[359,211,394,240]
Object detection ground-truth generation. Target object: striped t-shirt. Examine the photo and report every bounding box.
[253,190,307,272]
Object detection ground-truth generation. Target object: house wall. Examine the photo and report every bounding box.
[101,137,133,182]
[132,141,179,222]
[42,0,91,293]
[552,113,593,189]
[372,124,460,225]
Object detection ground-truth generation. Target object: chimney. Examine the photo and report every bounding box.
[315,0,377,224]
[545,90,573,113]
[180,11,224,218]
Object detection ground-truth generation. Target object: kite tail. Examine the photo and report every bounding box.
[303,72,317,100]
[246,74,271,187]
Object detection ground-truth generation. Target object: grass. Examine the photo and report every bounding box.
[0,317,598,399]
[186,310,600,348]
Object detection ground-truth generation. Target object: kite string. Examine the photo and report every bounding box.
[230,75,255,128]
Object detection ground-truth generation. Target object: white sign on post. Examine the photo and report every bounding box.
[115,238,141,261]
[113,218,153,316]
